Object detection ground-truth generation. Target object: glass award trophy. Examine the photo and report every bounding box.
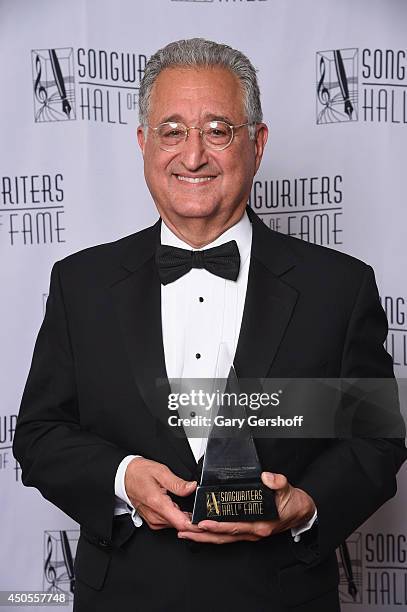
[192,364,278,523]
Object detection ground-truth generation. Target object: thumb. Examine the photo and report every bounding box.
[160,471,197,497]
[261,472,288,491]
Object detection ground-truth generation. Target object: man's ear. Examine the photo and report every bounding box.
[137,125,146,155]
[254,123,268,175]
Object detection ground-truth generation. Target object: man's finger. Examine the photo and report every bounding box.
[198,520,252,534]
[197,519,276,538]
[158,468,197,498]
[149,494,202,532]
[261,471,289,491]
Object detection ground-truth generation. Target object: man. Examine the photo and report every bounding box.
[14,38,406,612]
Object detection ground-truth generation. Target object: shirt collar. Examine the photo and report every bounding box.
[160,210,252,267]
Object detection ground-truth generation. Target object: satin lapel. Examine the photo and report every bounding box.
[109,224,196,473]
[234,210,299,379]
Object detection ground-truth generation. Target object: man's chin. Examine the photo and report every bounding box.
[169,202,220,220]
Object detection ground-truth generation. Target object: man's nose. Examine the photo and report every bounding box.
[180,128,208,170]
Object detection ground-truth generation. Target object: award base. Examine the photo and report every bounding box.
[192,482,278,523]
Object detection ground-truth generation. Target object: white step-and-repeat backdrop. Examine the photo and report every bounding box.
[1,0,406,609]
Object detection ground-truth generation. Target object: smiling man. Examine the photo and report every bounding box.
[138,63,264,246]
[14,39,406,612]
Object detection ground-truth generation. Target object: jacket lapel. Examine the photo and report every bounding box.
[234,209,299,378]
[109,221,196,473]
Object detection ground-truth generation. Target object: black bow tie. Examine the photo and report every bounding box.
[156,240,240,285]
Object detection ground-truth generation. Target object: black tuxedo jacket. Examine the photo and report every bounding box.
[14,208,406,611]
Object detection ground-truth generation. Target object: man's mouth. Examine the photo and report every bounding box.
[175,174,216,184]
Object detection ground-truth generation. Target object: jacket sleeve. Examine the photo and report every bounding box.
[297,265,407,560]
[13,262,128,544]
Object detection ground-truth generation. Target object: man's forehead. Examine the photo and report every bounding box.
[155,64,238,82]
[148,66,245,121]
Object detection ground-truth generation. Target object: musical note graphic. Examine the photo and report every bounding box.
[44,535,57,591]
[317,57,330,107]
[43,530,79,601]
[33,55,48,106]
[316,48,358,124]
[31,48,76,122]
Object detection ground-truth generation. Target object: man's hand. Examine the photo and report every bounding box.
[177,472,316,544]
[125,457,201,532]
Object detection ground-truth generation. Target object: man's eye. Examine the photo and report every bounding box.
[163,129,183,137]
[210,128,227,137]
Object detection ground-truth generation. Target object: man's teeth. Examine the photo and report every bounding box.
[176,175,214,183]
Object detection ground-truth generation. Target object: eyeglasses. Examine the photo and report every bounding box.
[148,120,251,151]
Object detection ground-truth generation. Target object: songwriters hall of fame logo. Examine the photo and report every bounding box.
[31,48,76,122]
[206,492,221,517]
[43,530,79,601]
[316,48,358,124]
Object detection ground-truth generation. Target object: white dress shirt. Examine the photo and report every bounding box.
[114,212,316,538]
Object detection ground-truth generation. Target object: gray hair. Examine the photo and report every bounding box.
[139,38,262,139]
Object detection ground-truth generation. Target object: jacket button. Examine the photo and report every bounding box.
[99,539,110,548]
